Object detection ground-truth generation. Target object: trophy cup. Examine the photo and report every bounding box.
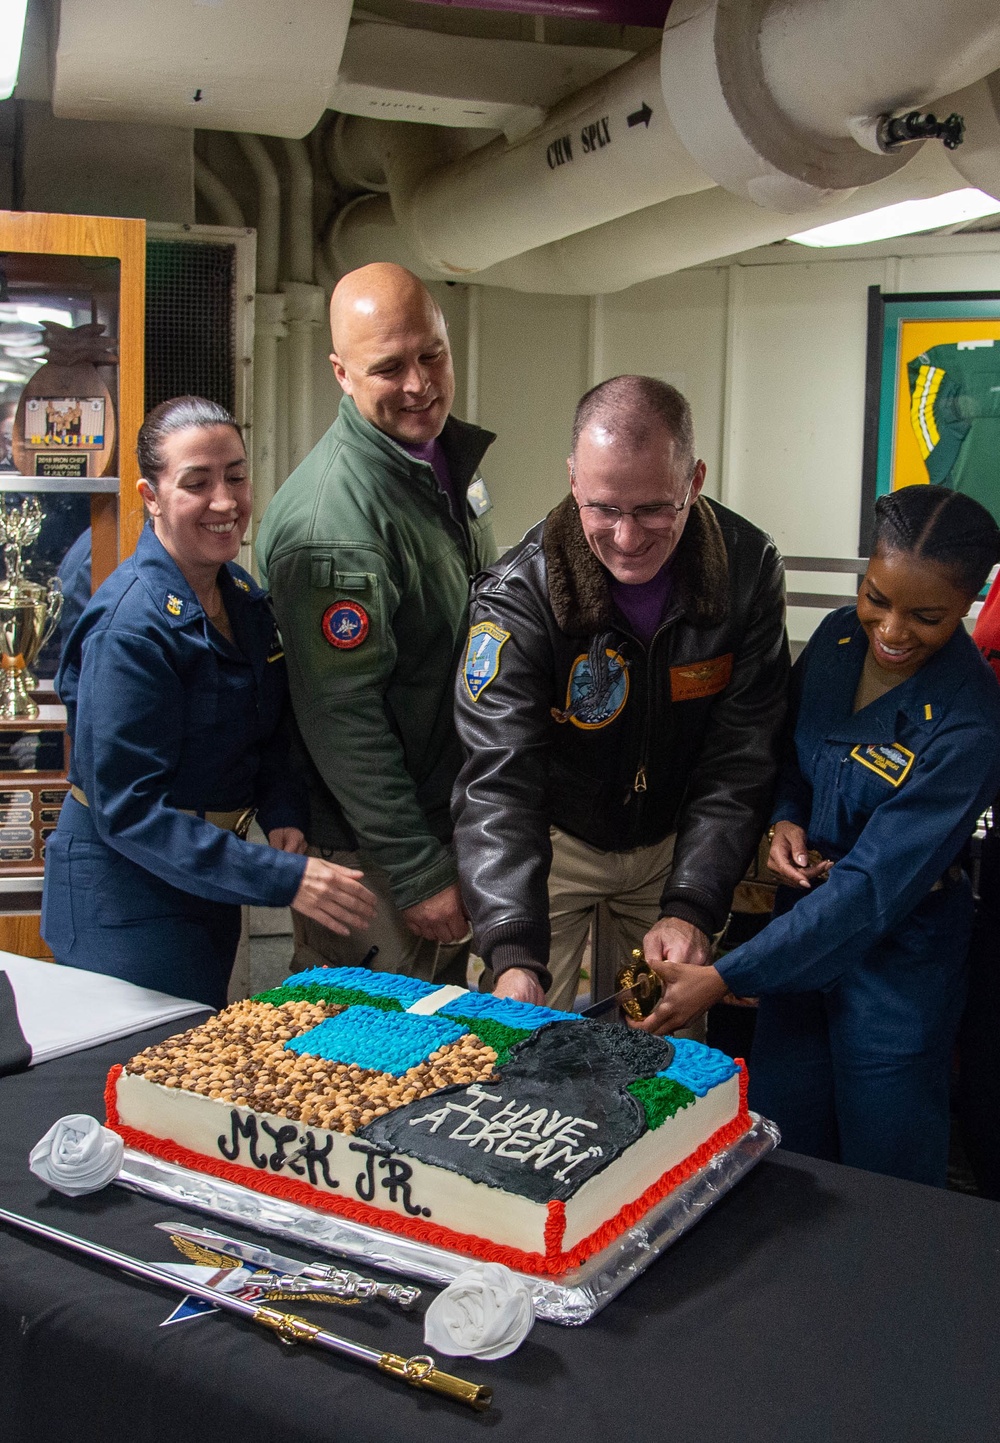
[0,498,63,719]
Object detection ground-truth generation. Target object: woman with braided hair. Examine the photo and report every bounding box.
[641,483,1000,1185]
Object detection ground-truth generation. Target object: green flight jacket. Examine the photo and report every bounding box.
[256,397,498,909]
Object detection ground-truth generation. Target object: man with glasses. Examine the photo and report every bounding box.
[452,375,788,1011]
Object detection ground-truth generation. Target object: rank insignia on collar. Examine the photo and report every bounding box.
[466,476,493,517]
[165,592,184,617]
[233,577,251,592]
[850,742,915,787]
[322,600,369,649]
[464,621,509,700]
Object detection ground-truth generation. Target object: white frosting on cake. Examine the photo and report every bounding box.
[114,1066,741,1262]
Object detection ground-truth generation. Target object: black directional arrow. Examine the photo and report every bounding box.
[627,102,653,129]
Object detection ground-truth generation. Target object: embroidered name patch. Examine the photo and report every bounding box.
[555,648,629,729]
[464,621,510,700]
[670,653,733,702]
[322,600,369,649]
[165,592,184,617]
[850,742,915,787]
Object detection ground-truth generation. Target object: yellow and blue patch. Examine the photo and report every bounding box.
[557,648,629,729]
[464,621,510,701]
[850,741,915,787]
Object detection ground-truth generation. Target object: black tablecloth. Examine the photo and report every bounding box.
[3,1021,1000,1443]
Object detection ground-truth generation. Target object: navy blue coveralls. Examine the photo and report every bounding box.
[42,526,309,1009]
[717,605,1000,1186]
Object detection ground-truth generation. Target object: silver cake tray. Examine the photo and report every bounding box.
[115,1114,779,1325]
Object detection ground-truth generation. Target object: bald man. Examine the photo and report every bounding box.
[257,264,497,983]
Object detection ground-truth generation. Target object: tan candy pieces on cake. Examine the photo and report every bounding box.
[126,999,499,1135]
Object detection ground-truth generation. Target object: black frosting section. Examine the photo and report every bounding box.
[358,1021,676,1204]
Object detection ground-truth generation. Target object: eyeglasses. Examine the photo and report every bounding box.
[574,474,696,532]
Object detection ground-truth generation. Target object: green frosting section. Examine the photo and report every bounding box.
[252,984,404,1014]
[448,1014,533,1066]
[627,1075,697,1130]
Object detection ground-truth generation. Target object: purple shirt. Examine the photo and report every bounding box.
[401,437,459,520]
[609,563,673,646]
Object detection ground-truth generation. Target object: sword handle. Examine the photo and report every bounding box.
[378,1352,493,1410]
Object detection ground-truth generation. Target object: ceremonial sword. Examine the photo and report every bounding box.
[0,1206,491,1410]
[156,1221,421,1308]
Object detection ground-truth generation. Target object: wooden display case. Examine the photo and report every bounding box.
[0,211,145,956]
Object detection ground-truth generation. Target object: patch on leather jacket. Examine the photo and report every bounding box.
[552,648,629,729]
[669,653,733,702]
[464,621,510,700]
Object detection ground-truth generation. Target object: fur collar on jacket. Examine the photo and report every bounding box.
[542,493,730,637]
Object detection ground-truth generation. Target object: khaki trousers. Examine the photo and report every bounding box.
[291,845,469,988]
[546,826,706,1041]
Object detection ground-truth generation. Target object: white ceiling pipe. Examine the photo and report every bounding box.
[477,138,969,293]
[328,114,391,195]
[328,194,428,278]
[758,0,1000,144]
[54,0,352,138]
[282,139,315,286]
[332,133,966,295]
[237,134,281,294]
[370,48,716,275]
[661,0,1000,213]
[194,158,245,229]
[331,21,633,138]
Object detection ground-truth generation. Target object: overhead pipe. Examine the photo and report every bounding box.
[236,133,286,527]
[237,133,281,293]
[947,72,1000,196]
[280,138,325,472]
[193,157,245,228]
[661,0,1000,211]
[334,0,1000,281]
[365,48,714,275]
[331,135,967,296]
[414,0,672,23]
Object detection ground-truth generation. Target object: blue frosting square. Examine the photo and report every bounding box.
[285,1006,467,1076]
[439,992,572,1029]
[658,1037,739,1097]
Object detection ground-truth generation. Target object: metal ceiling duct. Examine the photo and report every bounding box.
[661,0,1000,211]
[53,0,352,139]
[329,134,968,294]
[333,0,1000,279]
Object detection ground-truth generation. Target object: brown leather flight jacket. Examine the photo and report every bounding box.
[452,494,789,984]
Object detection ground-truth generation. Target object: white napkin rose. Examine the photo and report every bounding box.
[424,1262,535,1360]
[29,1114,124,1197]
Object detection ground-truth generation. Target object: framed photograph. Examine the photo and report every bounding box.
[860,287,1000,552]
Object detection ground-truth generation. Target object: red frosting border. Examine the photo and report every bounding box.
[105,1059,750,1278]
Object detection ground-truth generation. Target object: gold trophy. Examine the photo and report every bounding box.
[0,498,63,719]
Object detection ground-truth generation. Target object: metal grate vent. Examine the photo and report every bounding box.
[144,238,236,414]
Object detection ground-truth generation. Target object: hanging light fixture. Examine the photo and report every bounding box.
[790,188,1000,248]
